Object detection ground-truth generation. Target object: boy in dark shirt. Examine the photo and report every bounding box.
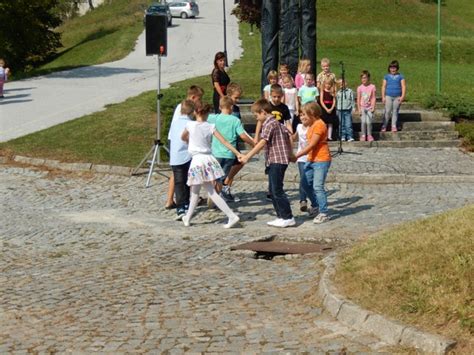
[269,84,293,134]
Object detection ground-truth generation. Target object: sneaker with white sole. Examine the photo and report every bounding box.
[174,210,186,221]
[308,207,319,217]
[272,217,296,228]
[221,186,240,203]
[224,215,240,229]
[267,218,283,226]
[313,213,330,224]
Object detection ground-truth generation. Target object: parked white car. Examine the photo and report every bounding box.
[168,1,199,19]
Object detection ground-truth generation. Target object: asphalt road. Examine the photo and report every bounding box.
[0,0,242,142]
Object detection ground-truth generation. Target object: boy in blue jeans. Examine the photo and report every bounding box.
[208,96,255,201]
[239,99,296,228]
[336,79,355,141]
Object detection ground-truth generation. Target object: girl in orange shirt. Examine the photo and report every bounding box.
[294,102,332,223]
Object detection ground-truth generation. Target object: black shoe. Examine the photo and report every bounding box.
[266,193,272,201]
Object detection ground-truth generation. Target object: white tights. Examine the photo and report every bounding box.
[185,182,236,222]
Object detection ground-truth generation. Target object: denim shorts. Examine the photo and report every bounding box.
[216,157,236,181]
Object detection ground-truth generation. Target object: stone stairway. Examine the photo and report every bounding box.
[238,101,460,148]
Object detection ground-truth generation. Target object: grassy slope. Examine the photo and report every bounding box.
[1,0,473,164]
[19,0,148,77]
[335,205,473,350]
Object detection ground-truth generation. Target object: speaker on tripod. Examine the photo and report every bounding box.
[146,14,168,56]
[132,14,169,186]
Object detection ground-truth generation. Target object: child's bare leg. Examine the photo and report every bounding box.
[166,175,175,208]
[224,164,243,187]
[327,124,333,140]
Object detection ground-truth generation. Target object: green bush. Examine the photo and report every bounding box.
[423,94,474,120]
[456,122,474,150]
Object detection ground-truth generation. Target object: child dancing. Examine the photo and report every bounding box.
[181,104,240,228]
[294,102,332,224]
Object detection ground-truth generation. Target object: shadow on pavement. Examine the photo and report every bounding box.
[47,66,151,79]
[5,87,36,92]
[0,99,33,105]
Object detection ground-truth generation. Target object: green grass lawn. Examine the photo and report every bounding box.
[335,205,474,352]
[15,0,149,78]
[1,0,473,164]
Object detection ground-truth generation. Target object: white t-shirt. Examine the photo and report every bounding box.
[284,87,298,111]
[186,121,215,156]
[296,124,308,163]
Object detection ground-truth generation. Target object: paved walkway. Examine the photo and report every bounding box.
[1,148,473,352]
[0,0,241,142]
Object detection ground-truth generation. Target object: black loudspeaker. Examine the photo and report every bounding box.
[146,14,168,56]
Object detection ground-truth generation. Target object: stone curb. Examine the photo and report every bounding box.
[4,155,474,184]
[319,253,457,354]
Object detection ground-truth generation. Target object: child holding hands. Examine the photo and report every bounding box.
[239,99,295,228]
[294,102,332,224]
[181,104,240,228]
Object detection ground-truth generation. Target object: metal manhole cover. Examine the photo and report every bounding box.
[231,241,332,255]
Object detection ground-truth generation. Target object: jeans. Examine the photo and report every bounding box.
[267,163,293,220]
[384,96,401,128]
[171,160,191,210]
[304,161,331,214]
[360,109,373,137]
[297,162,307,202]
[337,109,353,140]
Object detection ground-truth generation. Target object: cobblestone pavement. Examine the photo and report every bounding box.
[240,147,474,178]
[1,163,473,353]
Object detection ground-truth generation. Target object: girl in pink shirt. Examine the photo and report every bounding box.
[356,70,376,142]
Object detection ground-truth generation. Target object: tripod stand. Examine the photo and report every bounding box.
[332,61,360,157]
[132,54,169,187]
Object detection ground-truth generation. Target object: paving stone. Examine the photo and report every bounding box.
[0,152,473,353]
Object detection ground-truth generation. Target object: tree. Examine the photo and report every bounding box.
[231,0,262,28]
[0,0,62,71]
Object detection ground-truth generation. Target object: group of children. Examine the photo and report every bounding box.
[166,58,406,229]
[167,85,332,228]
[263,58,406,142]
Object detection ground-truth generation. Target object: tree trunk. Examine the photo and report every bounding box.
[261,0,279,91]
[279,0,300,77]
[300,0,317,76]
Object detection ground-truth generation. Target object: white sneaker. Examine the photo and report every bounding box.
[224,215,240,229]
[272,218,296,228]
[313,213,330,224]
[348,138,355,142]
[182,215,191,227]
[341,137,346,142]
[267,218,283,226]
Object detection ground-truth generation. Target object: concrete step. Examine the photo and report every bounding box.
[238,139,460,150]
[240,110,449,127]
[360,131,459,141]
[238,101,423,113]
[401,121,455,131]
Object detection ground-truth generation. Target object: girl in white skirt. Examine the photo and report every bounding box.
[181,104,240,228]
